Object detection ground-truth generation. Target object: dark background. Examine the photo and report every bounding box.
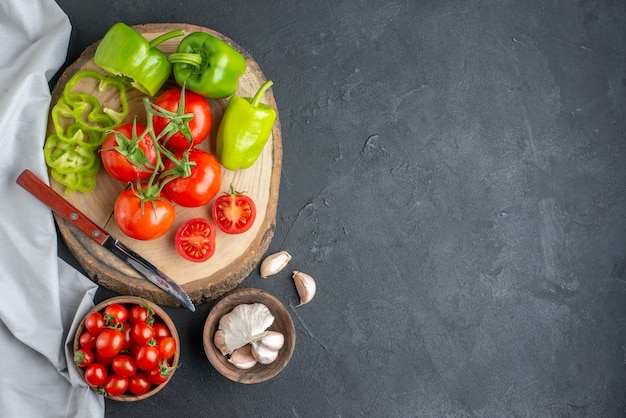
[54,1,626,416]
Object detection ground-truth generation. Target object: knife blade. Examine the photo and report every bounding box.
[16,169,196,312]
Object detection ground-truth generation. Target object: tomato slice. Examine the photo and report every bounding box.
[174,218,216,262]
[211,188,257,234]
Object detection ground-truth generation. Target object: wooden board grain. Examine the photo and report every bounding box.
[48,23,281,307]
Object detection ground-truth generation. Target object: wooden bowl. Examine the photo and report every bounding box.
[73,296,180,401]
[203,288,295,384]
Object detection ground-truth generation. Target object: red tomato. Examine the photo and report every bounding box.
[157,337,177,360]
[101,122,157,182]
[153,323,171,340]
[129,372,152,396]
[163,149,222,207]
[122,323,133,350]
[74,348,94,367]
[104,373,129,397]
[211,188,257,234]
[135,345,160,371]
[128,305,151,325]
[132,323,155,346]
[103,303,128,325]
[114,190,175,240]
[148,361,173,385]
[174,218,216,262]
[84,363,108,387]
[84,312,105,335]
[79,331,97,349]
[95,353,114,366]
[95,328,124,358]
[152,88,212,149]
[111,354,137,378]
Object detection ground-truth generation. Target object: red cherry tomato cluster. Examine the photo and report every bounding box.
[74,302,177,397]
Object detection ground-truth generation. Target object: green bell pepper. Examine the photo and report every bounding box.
[168,32,246,99]
[216,80,277,170]
[94,23,184,96]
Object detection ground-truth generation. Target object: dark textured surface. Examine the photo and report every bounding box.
[55,1,626,416]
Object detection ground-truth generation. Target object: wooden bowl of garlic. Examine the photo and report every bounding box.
[203,287,296,384]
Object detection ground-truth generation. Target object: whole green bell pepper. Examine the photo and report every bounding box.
[168,32,246,99]
[94,23,184,96]
[216,80,277,170]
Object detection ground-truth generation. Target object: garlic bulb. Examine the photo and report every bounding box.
[260,251,291,278]
[251,340,279,364]
[228,344,258,370]
[292,271,316,306]
[214,303,275,355]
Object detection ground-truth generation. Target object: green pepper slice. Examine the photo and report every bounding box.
[44,134,97,174]
[216,80,277,170]
[169,32,246,99]
[94,23,184,96]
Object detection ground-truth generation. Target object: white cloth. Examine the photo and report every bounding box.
[0,1,104,416]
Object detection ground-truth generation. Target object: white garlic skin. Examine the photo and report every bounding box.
[251,340,279,364]
[292,271,316,306]
[228,344,258,370]
[260,251,292,278]
[258,331,284,351]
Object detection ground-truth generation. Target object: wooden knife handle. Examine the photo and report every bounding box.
[16,169,110,245]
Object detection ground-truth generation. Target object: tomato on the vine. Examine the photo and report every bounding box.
[101,122,157,183]
[211,187,257,234]
[95,328,124,358]
[163,149,222,207]
[73,348,94,367]
[114,189,175,240]
[135,345,160,371]
[131,323,155,346]
[157,337,177,360]
[174,218,217,262]
[84,363,108,387]
[152,87,212,150]
[129,372,152,396]
[104,373,129,397]
[111,354,137,378]
[84,312,105,335]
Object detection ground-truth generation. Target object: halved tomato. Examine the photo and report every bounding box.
[174,218,217,262]
[211,187,256,234]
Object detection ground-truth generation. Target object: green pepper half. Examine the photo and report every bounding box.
[94,23,183,96]
[169,32,246,99]
[216,80,277,170]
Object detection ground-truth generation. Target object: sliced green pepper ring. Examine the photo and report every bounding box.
[44,134,98,174]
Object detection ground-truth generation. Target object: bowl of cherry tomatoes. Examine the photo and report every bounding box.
[72,296,180,401]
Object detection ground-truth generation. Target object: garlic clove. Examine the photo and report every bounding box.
[251,340,279,364]
[214,329,230,356]
[260,251,292,278]
[228,344,258,370]
[292,271,316,306]
[258,331,284,351]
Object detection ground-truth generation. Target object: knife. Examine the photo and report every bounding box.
[16,169,196,312]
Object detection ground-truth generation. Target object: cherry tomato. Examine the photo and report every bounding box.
[212,188,257,234]
[84,363,108,387]
[95,328,124,358]
[79,331,97,349]
[129,372,152,396]
[114,189,175,240]
[157,337,177,360]
[95,353,114,367]
[84,312,105,335]
[104,373,129,397]
[73,348,94,367]
[163,149,222,207]
[103,304,128,325]
[148,361,174,385]
[174,218,217,262]
[153,323,171,340]
[132,323,155,346]
[111,354,138,378]
[122,323,133,350]
[135,345,160,371]
[101,122,157,182]
[128,305,151,325]
[152,88,212,149]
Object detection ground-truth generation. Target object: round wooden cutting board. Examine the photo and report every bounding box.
[48,23,281,307]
